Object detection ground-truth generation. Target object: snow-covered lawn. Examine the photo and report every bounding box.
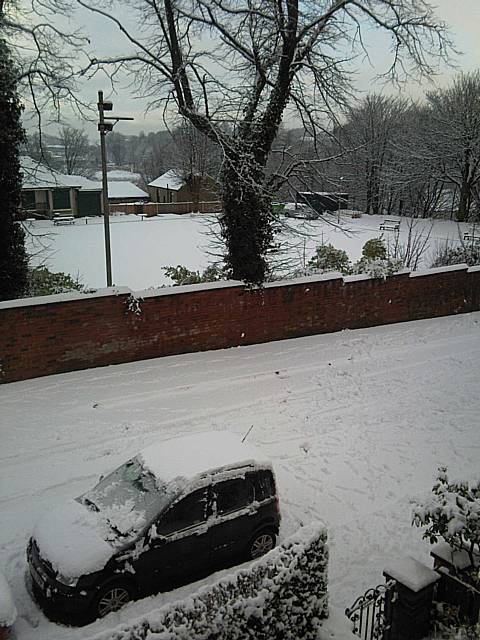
[2,311,480,639]
[25,212,468,290]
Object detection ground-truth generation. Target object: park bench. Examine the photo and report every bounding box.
[463,232,480,243]
[379,219,400,231]
[53,216,75,226]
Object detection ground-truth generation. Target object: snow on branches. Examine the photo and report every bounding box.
[413,468,480,572]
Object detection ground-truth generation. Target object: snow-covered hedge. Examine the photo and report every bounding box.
[90,523,328,640]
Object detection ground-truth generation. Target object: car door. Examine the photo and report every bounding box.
[133,486,212,591]
[209,477,255,568]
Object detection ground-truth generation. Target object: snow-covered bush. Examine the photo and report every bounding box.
[351,257,404,279]
[91,523,328,640]
[307,244,351,275]
[431,242,480,269]
[361,237,387,261]
[27,266,85,296]
[350,237,403,278]
[164,264,227,286]
[413,467,480,580]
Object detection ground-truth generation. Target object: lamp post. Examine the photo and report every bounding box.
[97,91,134,287]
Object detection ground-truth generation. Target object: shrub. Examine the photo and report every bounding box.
[307,244,351,275]
[413,467,480,582]
[92,523,329,640]
[164,264,227,286]
[362,237,387,261]
[431,243,480,268]
[27,267,85,296]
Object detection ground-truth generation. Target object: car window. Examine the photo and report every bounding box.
[156,488,208,535]
[215,478,253,515]
[251,470,275,502]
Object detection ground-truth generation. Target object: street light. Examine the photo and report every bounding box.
[97,90,134,287]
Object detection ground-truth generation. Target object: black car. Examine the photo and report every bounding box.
[27,431,280,623]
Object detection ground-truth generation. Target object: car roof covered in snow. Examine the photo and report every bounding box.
[138,431,271,484]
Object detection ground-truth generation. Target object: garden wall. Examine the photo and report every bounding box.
[1,264,479,383]
[88,523,329,640]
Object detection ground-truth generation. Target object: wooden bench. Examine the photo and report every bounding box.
[379,219,400,231]
[464,232,480,243]
[53,216,76,226]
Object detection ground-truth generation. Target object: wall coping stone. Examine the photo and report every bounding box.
[384,556,440,592]
[410,263,468,278]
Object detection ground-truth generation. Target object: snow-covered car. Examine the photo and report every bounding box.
[27,431,280,623]
[0,570,16,640]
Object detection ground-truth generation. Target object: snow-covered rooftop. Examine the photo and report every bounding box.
[139,431,270,483]
[148,169,184,191]
[101,181,148,199]
[21,156,85,190]
[94,169,142,182]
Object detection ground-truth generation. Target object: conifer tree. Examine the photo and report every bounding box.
[0,34,29,301]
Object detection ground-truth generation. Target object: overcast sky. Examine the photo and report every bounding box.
[34,0,480,138]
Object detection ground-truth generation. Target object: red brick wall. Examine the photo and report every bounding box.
[1,266,479,383]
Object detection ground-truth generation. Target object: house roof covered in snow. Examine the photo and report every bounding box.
[94,169,142,182]
[21,156,86,190]
[138,431,271,484]
[148,169,184,191]
[100,181,148,199]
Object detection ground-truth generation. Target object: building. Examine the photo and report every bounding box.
[148,169,217,205]
[20,157,103,218]
[297,192,349,214]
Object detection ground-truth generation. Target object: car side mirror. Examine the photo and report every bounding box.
[98,474,104,482]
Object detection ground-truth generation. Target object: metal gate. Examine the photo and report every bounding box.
[345,581,395,640]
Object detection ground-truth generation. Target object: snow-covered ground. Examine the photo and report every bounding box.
[2,311,480,639]
[25,212,468,291]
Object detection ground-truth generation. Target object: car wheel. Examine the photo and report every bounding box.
[94,581,133,618]
[248,530,276,560]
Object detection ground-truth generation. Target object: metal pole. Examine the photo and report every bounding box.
[98,90,113,287]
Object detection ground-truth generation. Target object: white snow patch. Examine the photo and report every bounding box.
[0,570,17,628]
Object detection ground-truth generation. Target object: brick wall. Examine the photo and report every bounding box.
[1,265,479,383]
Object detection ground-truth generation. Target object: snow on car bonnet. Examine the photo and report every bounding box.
[138,431,271,484]
[33,500,115,580]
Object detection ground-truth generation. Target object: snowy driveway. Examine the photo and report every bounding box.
[1,312,480,638]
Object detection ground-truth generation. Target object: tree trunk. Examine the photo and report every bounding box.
[220,150,274,285]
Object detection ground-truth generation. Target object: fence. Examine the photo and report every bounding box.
[109,201,222,216]
[345,582,395,640]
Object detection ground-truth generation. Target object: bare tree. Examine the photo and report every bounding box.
[58,126,89,174]
[79,0,452,284]
[1,0,90,130]
[334,94,410,216]
[171,120,221,206]
[424,72,480,221]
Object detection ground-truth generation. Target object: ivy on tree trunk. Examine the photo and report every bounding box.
[0,32,29,301]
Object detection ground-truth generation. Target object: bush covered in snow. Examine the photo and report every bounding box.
[413,467,480,581]
[305,238,403,280]
[307,244,351,275]
[90,523,328,640]
[27,266,85,297]
[163,264,227,286]
[431,243,480,269]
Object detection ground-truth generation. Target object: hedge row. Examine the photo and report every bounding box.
[90,523,328,640]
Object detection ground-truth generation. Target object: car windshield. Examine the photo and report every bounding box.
[80,457,174,539]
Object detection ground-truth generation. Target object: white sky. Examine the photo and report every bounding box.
[30,0,480,138]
